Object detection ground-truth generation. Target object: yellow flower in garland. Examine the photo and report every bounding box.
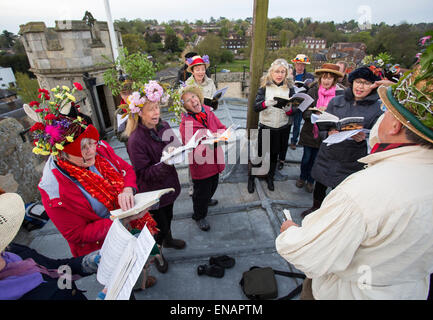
[55,143,64,150]
[66,93,76,102]
[32,147,43,155]
[66,135,74,142]
[40,150,51,156]
[62,85,70,92]
[51,151,59,156]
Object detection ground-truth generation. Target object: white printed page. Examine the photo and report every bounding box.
[323,129,362,146]
[97,219,134,285]
[292,93,315,112]
[104,240,137,300]
[116,225,156,300]
[110,188,174,220]
[160,130,204,163]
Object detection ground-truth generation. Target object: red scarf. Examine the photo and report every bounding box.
[57,155,124,211]
[189,107,208,128]
[57,155,159,235]
[370,143,417,154]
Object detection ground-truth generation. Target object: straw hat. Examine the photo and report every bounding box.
[0,193,25,253]
[186,55,210,73]
[178,85,204,112]
[179,85,204,104]
[315,63,344,78]
[291,54,311,65]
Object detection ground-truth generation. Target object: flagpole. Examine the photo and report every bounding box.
[103,0,119,63]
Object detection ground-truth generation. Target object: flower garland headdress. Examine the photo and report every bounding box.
[23,82,94,156]
[118,80,183,123]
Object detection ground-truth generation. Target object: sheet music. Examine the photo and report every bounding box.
[109,188,174,220]
[213,87,228,99]
[104,240,137,300]
[117,113,128,130]
[97,219,156,300]
[159,130,204,163]
[292,93,315,112]
[323,129,370,146]
[116,225,156,300]
[97,219,134,285]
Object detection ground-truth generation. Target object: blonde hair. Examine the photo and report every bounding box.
[260,58,294,88]
[122,100,150,138]
[123,116,140,138]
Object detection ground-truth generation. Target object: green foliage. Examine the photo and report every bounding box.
[102,48,156,97]
[0,54,32,76]
[121,34,147,54]
[15,72,39,103]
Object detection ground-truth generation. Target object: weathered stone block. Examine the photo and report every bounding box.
[0,118,44,203]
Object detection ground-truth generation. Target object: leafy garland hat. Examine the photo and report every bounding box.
[377,33,433,143]
[118,80,183,122]
[24,82,100,157]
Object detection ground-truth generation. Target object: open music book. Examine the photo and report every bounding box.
[273,92,314,112]
[213,86,228,100]
[109,188,175,220]
[159,130,205,163]
[312,111,364,131]
[96,219,155,300]
[200,124,240,147]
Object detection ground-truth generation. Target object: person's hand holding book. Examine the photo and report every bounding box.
[328,129,339,136]
[351,131,366,142]
[118,187,135,211]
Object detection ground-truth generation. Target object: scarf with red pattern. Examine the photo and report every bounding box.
[57,155,124,211]
[370,143,418,154]
[188,107,208,128]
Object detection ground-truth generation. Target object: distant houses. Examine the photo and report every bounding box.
[291,37,327,51]
[0,67,16,89]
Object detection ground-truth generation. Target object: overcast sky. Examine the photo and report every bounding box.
[1,0,432,35]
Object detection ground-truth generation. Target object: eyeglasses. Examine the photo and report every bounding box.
[273,70,286,75]
[353,79,372,87]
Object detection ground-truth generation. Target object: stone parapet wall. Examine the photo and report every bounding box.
[0,118,44,203]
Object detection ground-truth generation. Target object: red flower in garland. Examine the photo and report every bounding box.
[38,88,50,100]
[29,101,40,107]
[73,82,83,91]
[44,114,57,121]
[30,122,45,132]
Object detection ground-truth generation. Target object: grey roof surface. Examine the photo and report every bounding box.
[14,97,313,300]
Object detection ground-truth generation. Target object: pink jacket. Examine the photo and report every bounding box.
[179,105,226,180]
[38,141,137,257]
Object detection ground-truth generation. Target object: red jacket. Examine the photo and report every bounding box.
[38,141,137,257]
[179,104,226,180]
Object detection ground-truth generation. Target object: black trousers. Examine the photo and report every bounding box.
[192,173,219,220]
[313,181,328,204]
[149,203,174,246]
[256,126,290,177]
[278,125,292,162]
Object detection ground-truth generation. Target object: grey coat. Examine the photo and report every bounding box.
[311,88,383,188]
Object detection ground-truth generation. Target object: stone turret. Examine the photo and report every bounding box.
[19,18,123,136]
